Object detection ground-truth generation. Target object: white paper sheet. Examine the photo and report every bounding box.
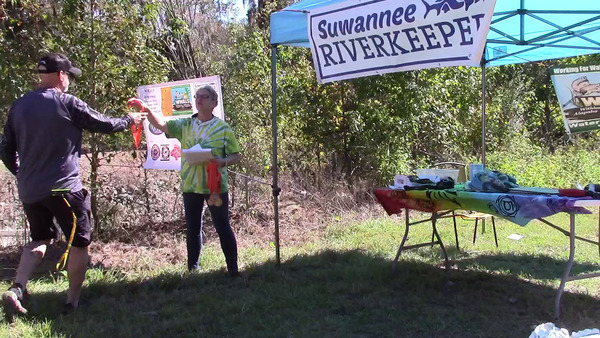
[507,234,524,241]
[182,144,214,165]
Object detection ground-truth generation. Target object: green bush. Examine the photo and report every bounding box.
[487,134,600,188]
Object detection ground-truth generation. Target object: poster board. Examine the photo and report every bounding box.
[136,76,224,170]
[550,65,600,134]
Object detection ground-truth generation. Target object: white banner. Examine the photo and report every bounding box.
[308,0,496,83]
[136,76,224,170]
[551,65,600,134]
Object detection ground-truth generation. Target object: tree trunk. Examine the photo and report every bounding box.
[543,73,555,154]
[316,143,321,190]
[89,146,100,237]
[88,0,101,237]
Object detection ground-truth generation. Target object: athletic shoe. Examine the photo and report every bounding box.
[2,283,27,323]
[62,303,75,315]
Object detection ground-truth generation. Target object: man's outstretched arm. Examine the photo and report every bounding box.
[128,98,168,134]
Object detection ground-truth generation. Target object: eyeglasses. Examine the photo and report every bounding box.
[195,94,211,100]
[60,71,73,80]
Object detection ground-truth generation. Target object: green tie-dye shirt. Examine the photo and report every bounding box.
[166,115,240,194]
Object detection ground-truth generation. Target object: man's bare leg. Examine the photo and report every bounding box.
[15,240,50,289]
[3,240,49,320]
[65,246,88,308]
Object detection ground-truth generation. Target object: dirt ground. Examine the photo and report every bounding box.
[0,151,381,275]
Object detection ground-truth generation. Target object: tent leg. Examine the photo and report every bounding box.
[271,45,281,266]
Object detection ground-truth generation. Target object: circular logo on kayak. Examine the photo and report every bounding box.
[494,195,520,217]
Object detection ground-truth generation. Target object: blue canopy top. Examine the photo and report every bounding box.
[270,0,600,66]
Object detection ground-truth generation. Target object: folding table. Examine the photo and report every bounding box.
[374,188,600,318]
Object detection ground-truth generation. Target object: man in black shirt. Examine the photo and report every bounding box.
[0,53,145,320]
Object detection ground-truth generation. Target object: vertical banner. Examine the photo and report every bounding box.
[136,76,224,170]
[551,65,600,134]
[308,0,496,84]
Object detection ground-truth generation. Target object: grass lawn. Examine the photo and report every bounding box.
[1,209,600,337]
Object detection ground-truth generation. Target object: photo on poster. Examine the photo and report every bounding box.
[170,85,193,115]
[160,144,171,161]
[150,144,160,161]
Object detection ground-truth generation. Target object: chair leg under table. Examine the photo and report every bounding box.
[473,216,499,248]
[452,211,460,252]
[491,217,498,247]
[473,218,479,244]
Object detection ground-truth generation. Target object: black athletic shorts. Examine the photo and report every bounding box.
[22,189,92,247]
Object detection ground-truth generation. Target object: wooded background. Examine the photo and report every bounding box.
[1,0,599,241]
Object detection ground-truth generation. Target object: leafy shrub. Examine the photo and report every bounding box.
[488,134,600,188]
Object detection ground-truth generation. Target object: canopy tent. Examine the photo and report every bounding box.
[268,0,600,263]
[271,0,600,64]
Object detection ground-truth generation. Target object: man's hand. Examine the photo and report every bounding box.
[128,112,147,125]
[127,98,148,112]
[130,97,169,133]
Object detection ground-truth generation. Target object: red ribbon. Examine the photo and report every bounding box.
[207,161,222,194]
[127,98,145,149]
[131,124,142,149]
[127,98,145,112]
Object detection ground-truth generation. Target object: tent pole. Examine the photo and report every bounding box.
[271,44,281,266]
[480,56,488,234]
[480,57,487,167]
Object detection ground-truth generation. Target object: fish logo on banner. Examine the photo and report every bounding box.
[423,0,486,17]
[308,0,496,83]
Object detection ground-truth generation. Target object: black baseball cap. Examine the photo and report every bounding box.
[37,53,82,77]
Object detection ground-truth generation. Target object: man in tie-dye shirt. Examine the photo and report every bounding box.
[133,86,242,275]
